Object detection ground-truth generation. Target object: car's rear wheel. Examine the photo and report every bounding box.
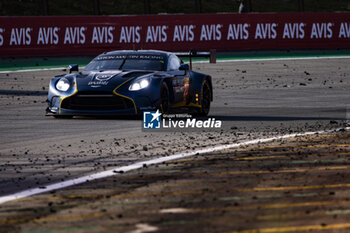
[197,80,211,116]
[160,82,170,114]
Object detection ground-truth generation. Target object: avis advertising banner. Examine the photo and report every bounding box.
[0,13,349,56]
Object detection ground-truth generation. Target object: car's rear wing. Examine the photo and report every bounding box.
[175,49,216,70]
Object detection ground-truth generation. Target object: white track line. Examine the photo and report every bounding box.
[1,56,350,74]
[0,127,349,205]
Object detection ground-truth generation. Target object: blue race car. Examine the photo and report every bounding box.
[46,50,213,118]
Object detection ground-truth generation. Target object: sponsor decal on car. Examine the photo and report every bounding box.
[88,71,122,87]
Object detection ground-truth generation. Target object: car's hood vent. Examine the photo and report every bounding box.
[121,71,154,79]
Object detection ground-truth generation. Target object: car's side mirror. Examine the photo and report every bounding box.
[179,64,189,71]
[69,64,79,73]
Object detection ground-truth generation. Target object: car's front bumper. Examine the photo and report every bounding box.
[46,92,157,116]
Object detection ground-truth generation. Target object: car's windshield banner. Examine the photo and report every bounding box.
[96,55,164,61]
[96,55,126,60]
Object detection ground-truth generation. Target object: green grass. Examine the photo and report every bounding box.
[0,59,91,71]
[1,50,350,72]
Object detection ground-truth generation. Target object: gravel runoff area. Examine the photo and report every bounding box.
[1,131,350,233]
[0,57,349,232]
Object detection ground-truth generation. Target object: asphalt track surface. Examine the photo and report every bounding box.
[0,58,349,232]
[0,58,349,195]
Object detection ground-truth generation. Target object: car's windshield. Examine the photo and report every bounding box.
[83,54,166,72]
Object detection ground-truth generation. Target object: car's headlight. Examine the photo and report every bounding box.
[129,78,150,91]
[56,78,71,91]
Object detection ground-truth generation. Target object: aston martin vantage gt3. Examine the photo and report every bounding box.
[46,50,213,118]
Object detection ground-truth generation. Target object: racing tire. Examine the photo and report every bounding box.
[196,80,211,117]
[160,82,170,114]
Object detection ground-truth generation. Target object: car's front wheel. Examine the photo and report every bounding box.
[159,82,170,114]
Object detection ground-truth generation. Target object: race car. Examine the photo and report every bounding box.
[46,50,213,118]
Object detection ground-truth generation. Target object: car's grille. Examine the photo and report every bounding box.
[61,91,134,111]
